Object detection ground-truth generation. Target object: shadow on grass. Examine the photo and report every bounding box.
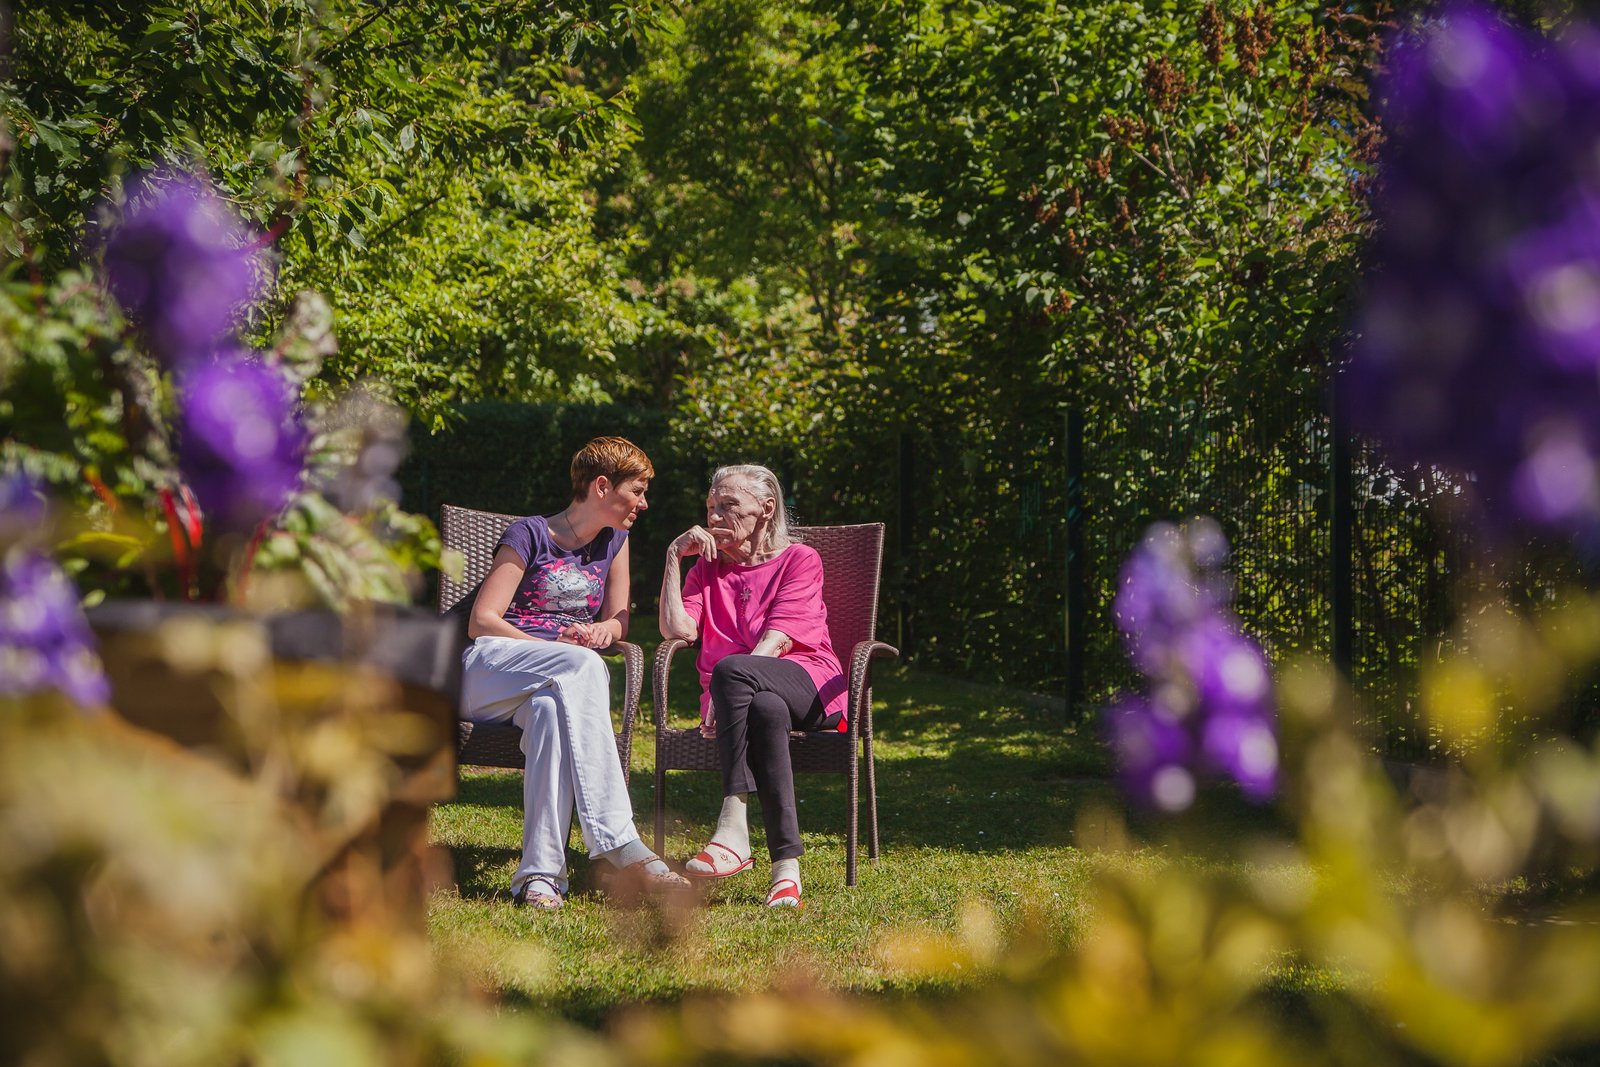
[454,772,520,808]
[499,967,1007,1032]
[449,845,517,902]
[834,663,1292,854]
[457,659,1291,865]
[636,657,1104,851]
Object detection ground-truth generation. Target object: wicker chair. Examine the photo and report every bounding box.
[437,504,643,782]
[651,523,899,886]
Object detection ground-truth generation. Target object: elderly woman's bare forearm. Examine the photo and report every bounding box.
[658,551,699,641]
[750,629,793,657]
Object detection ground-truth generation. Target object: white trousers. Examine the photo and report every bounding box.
[460,637,641,896]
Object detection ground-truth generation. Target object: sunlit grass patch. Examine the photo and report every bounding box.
[428,656,1205,1023]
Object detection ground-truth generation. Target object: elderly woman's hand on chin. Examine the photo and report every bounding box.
[669,525,726,560]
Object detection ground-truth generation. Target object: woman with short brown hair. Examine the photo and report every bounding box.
[462,436,686,908]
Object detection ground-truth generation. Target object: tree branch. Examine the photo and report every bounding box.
[318,0,404,62]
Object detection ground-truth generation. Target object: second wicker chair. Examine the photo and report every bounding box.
[651,522,898,886]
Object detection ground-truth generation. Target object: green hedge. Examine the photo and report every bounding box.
[399,402,733,614]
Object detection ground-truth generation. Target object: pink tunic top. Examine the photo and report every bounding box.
[680,543,848,731]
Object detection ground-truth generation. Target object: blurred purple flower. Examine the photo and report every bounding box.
[1504,205,1600,373]
[1105,694,1195,813]
[1178,617,1272,718]
[1511,424,1600,527]
[1345,4,1600,540]
[103,172,261,368]
[1103,520,1277,810]
[0,471,47,546]
[1381,5,1550,160]
[177,357,306,532]
[1113,521,1226,673]
[1200,707,1278,802]
[0,547,110,709]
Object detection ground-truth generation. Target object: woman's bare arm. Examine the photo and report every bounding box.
[659,527,715,642]
[749,629,793,657]
[468,546,542,641]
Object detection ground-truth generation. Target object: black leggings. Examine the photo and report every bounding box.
[710,655,828,861]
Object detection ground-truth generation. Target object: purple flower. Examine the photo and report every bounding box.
[1199,707,1278,802]
[1503,204,1600,373]
[177,357,306,532]
[1510,423,1600,527]
[0,471,47,546]
[1380,5,1552,161]
[1345,4,1600,540]
[1113,521,1227,673]
[1105,694,1196,812]
[1103,520,1277,810]
[0,547,110,709]
[103,172,261,368]
[1177,617,1272,719]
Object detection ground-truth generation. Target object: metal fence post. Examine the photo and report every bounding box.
[1064,408,1085,715]
[779,446,797,511]
[898,431,915,656]
[419,454,431,521]
[1330,376,1355,677]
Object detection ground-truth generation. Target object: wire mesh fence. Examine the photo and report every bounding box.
[398,396,1581,755]
[886,383,1495,755]
[1072,388,1332,709]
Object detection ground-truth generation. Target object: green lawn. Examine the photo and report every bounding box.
[427,640,1141,1024]
[429,646,1600,1065]
[427,623,1317,1029]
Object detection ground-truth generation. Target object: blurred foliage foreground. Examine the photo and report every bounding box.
[6,3,1600,1065]
[0,644,588,1066]
[6,601,1600,1066]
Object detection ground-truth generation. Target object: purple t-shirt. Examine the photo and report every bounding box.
[497,516,626,641]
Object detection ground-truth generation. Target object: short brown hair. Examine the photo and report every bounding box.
[571,436,653,501]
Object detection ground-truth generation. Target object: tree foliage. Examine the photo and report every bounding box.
[616,0,1383,691]
[3,0,657,428]
[1,0,666,605]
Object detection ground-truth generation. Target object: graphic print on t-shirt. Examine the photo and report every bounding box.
[508,558,605,633]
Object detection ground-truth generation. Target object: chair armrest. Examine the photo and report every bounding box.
[652,638,692,729]
[847,640,898,737]
[610,640,644,748]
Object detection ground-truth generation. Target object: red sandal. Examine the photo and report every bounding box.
[685,840,754,880]
[765,878,802,909]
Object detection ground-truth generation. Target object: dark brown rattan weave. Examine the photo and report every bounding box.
[652,523,899,886]
[439,504,640,782]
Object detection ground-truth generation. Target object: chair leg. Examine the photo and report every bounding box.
[846,749,860,887]
[654,765,666,856]
[865,735,880,862]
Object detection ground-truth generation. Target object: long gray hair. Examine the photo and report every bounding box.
[711,464,795,555]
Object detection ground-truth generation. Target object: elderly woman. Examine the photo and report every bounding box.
[462,436,687,909]
[659,464,846,908]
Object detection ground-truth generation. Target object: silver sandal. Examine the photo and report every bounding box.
[519,875,564,910]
